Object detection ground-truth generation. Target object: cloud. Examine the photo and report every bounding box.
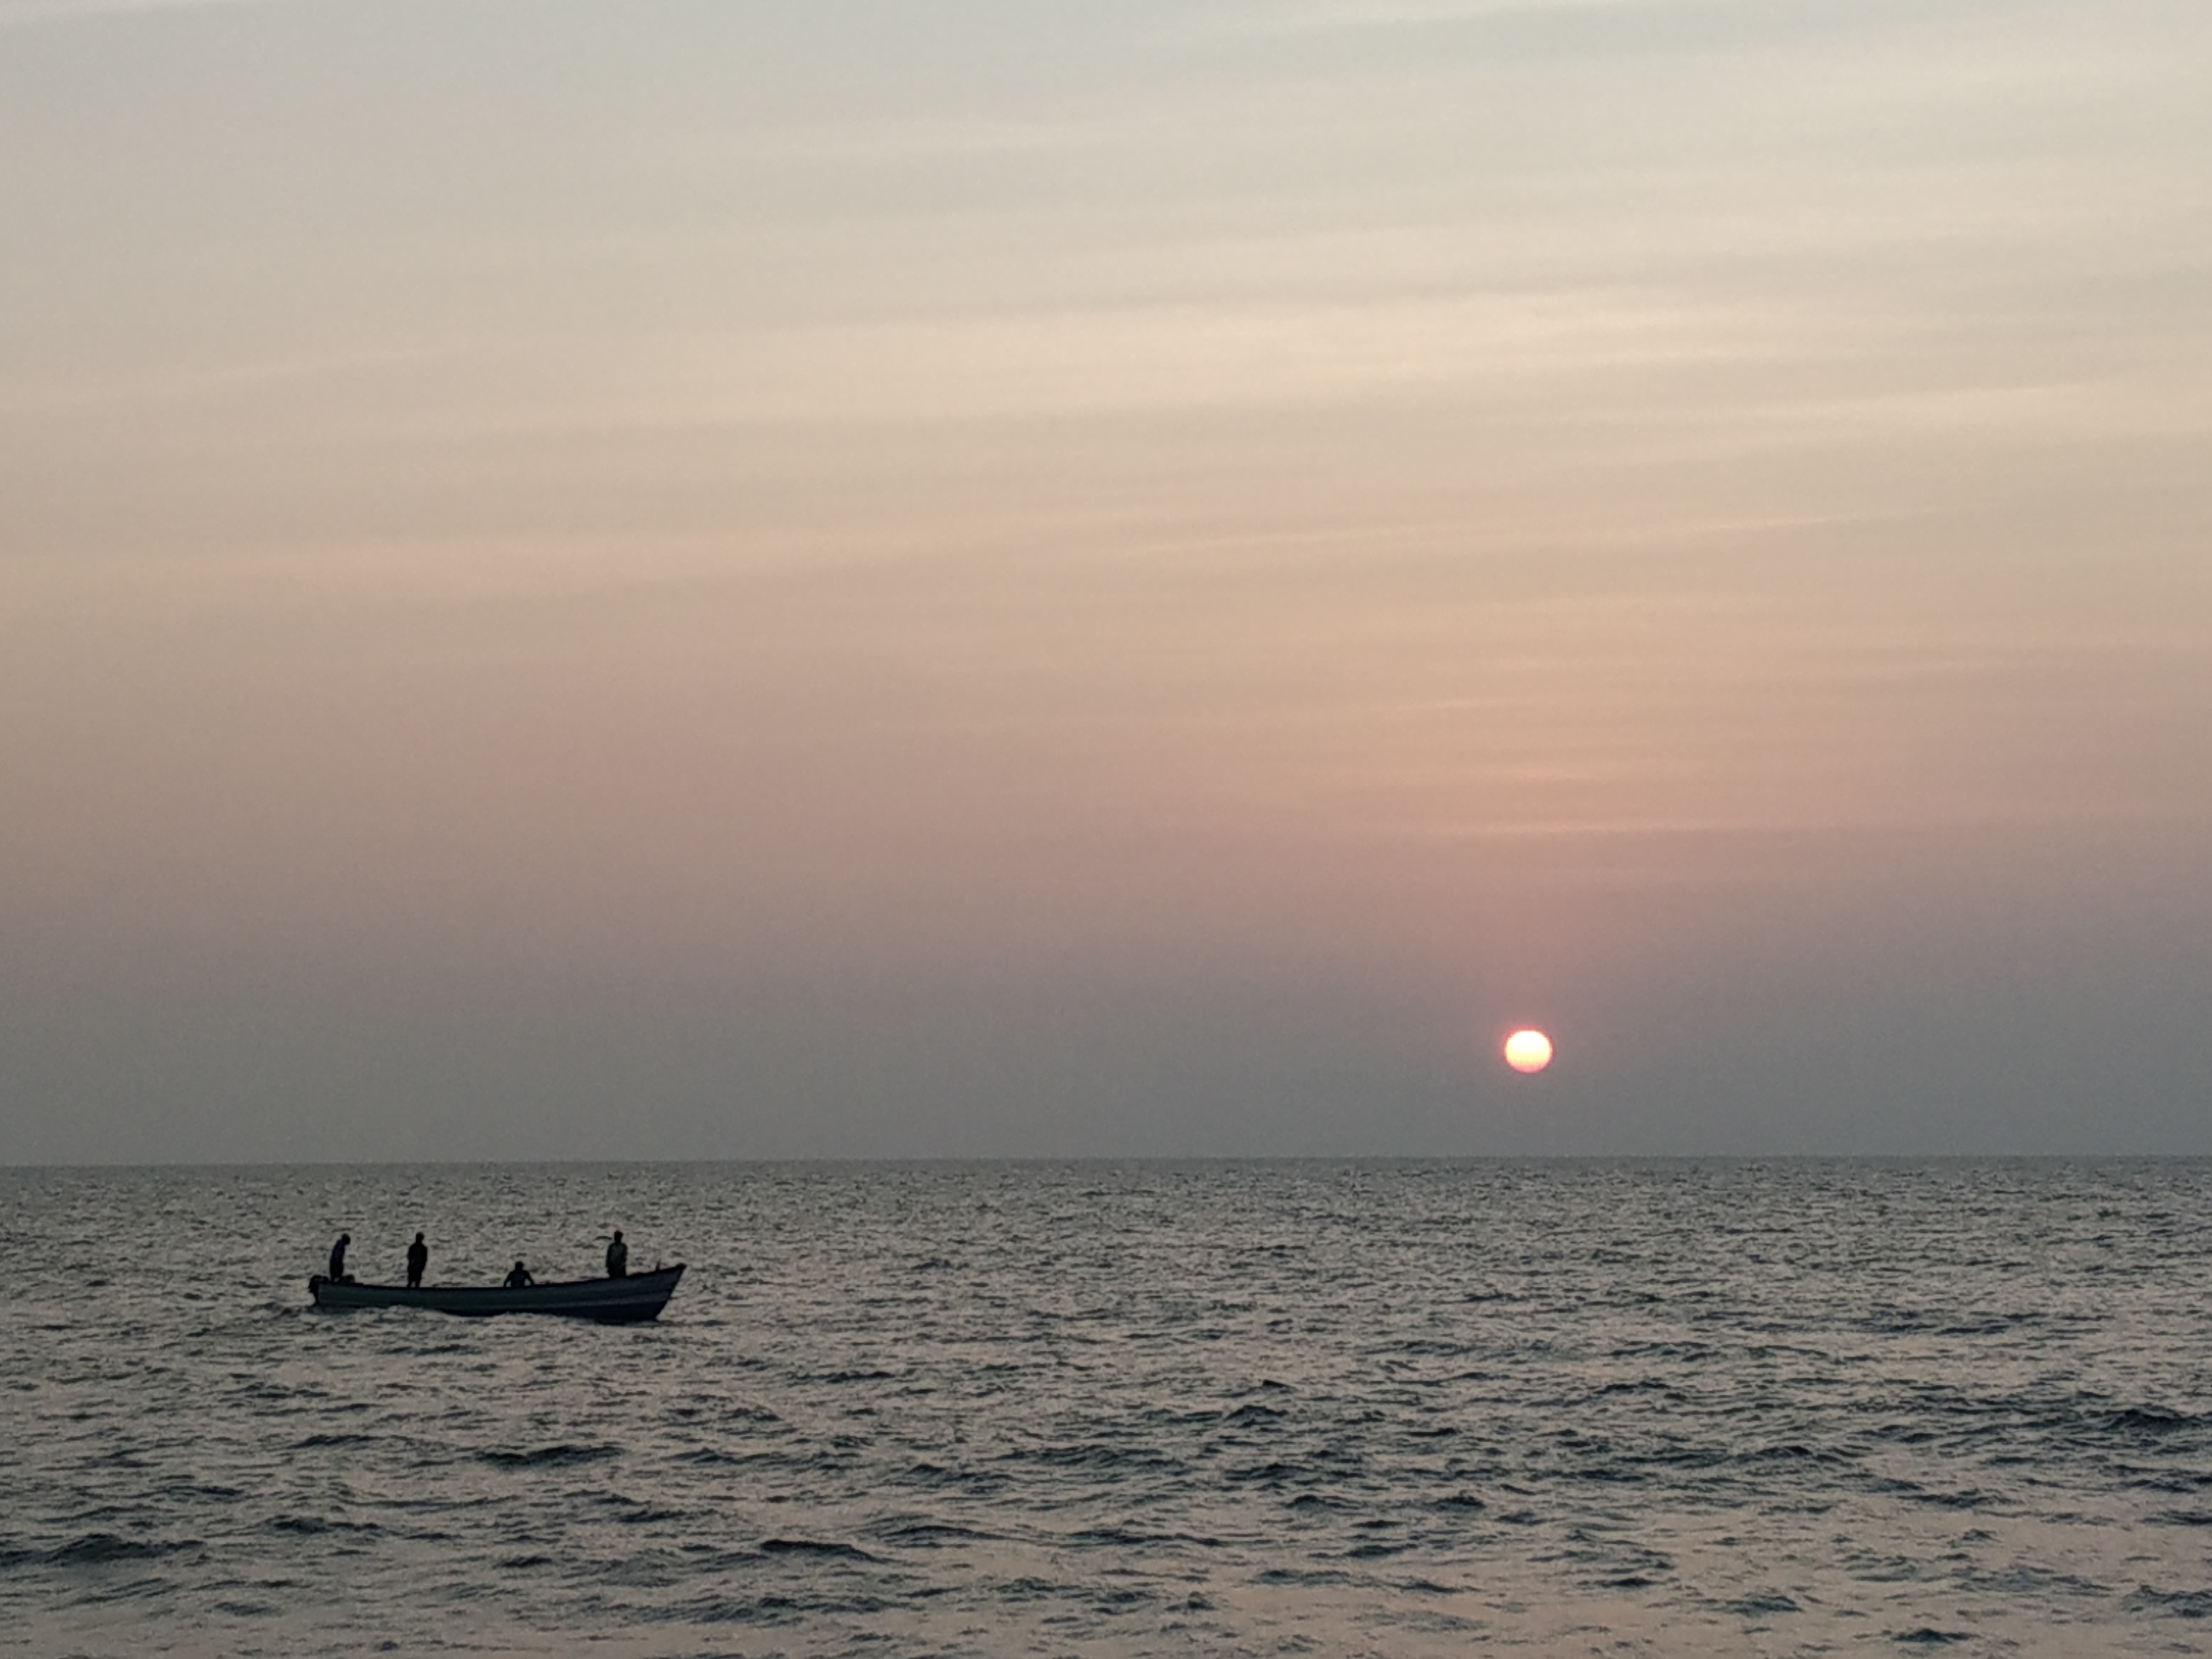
[0,0,281,27]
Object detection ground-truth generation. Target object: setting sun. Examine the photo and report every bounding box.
[1504,1029,1554,1074]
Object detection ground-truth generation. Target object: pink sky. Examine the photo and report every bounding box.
[2,0,2208,1160]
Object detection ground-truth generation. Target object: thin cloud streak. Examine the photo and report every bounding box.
[0,0,280,27]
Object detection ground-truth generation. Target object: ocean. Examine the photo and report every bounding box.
[4,1160,2211,1657]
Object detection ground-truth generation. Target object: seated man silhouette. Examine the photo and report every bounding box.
[504,1260,535,1289]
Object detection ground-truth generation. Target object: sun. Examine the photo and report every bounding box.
[1503,1029,1553,1074]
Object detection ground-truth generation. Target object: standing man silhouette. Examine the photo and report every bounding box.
[328,1233,351,1282]
[605,1229,628,1278]
[405,1232,429,1289]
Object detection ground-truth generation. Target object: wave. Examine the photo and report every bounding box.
[759,1537,879,1562]
[41,1532,198,1567]
[476,1443,621,1468]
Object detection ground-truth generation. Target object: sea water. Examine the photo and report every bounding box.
[4,1160,2212,1657]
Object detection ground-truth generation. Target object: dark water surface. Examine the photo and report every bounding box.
[6,1161,2212,1657]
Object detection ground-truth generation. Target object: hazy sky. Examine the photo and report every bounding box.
[3,0,2208,1162]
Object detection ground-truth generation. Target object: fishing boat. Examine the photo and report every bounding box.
[309,1264,684,1323]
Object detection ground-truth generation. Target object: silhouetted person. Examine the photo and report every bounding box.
[606,1229,628,1279]
[328,1234,351,1282]
[504,1260,534,1288]
[405,1233,428,1289]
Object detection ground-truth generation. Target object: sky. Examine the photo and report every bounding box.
[2,0,2208,1162]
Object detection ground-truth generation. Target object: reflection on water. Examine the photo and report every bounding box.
[4,1160,2212,1657]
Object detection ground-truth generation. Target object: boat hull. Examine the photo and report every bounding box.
[309,1265,684,1322]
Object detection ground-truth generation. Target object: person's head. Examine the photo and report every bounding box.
[613,1229,623,1242]
[414,1232,424,1244]
[338,1234,350,1246]
[514,1260,525,1271]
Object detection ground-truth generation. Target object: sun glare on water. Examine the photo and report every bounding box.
[1504,1029,1554,1074]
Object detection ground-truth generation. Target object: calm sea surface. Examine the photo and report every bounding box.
[6,1161,2212,1657]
